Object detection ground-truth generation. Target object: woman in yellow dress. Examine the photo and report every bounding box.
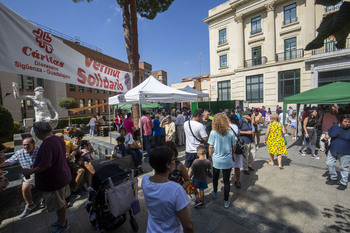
[264,113,288,169]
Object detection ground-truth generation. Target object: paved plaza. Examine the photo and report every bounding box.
[0,133,349,233]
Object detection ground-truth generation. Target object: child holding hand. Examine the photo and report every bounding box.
[190,145,211,208]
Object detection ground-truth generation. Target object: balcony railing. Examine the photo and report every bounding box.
[275,49,304,62]
[312,38,350,55]
[244,56,267,68]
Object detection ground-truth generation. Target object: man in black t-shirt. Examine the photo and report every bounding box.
[239,111,256,175]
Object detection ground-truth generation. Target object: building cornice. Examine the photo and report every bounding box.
[204,7,234,24]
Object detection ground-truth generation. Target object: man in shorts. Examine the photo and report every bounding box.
[184,110,208,170]
[23,122,71,233]
[0,137,39,218]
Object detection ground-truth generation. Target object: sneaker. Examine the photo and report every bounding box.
[224,200,230,209]
[243,170,250,175]
[52,221,70,233]
[256,145,259,150]
[194,199,201,208]
[311,154,320,159]
[299,150,306,156]
[326,179,339,186]
[38,197,46,208]
[211,190,217,198]
[51,220,59,228]
[337,184,347,191]
[71,190,82,199]
[19,203,36,218]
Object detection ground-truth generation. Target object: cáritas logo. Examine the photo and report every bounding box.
[32,28,54,54]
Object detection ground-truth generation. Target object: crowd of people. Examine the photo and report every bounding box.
[1,103,349,233]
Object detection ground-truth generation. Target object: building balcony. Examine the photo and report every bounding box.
[275,49,304,62]
[244,56,267,68]
[312,38,350,55]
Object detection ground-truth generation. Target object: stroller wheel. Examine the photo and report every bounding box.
[129,218,138,232]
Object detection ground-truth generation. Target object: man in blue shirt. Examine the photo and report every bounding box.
[324,114,350,190]
[153,114,164,148]
[0,137,39,218]
[239,111,256,175]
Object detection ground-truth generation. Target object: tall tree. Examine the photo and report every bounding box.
[305,0,350,50]
[73,0,174,127]
[58,97,78,126]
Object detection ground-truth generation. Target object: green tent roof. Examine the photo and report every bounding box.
[113,103,165,110]
[283,82,350,105]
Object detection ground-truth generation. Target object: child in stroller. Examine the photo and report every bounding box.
[86,164,139,232]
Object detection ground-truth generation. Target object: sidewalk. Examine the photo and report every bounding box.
[0,133,349,233]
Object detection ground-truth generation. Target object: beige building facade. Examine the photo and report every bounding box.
[204,0,350,110]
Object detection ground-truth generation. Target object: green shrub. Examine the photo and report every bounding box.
[57,118,69,129]
[56,116,91,129]
[13,121,22,134]
[0,105,14,149]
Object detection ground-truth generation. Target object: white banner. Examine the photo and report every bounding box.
[0,3,132,92]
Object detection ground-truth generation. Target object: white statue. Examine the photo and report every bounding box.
[12,82,59,144]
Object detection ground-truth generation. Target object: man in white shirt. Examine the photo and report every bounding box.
[184,110,208,169]
[175,110,185,147]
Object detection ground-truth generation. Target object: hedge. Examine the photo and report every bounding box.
[57,116,92,129]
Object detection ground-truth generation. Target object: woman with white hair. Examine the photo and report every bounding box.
[161,115,176,142]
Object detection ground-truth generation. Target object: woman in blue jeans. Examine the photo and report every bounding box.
[119,127,144,173]
[208,113,236,208]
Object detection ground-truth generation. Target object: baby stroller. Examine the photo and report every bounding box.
[86,164,139,232]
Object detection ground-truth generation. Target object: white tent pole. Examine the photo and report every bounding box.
[138,95,143,151]
[108,102,112,144]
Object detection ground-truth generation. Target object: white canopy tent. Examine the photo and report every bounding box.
[181,85,209,98]
[108,75,198,143]
[109,76,198,105]
[181,85,210,109]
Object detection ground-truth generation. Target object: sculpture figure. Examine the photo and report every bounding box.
[12,82,59,143]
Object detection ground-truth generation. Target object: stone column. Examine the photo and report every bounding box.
[235,14,245,68]
[265,1,276,63]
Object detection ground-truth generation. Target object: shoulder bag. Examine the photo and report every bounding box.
[188,120,207,146]
[230,127,245,156]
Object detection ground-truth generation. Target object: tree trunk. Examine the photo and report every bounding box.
[121,0,140,128]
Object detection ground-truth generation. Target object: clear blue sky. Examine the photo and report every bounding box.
[1,0,227,85]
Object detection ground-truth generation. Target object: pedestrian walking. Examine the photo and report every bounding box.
[23,122,71,233]
[299,109,320,159]
[324,114,350,190]
[264,114,288,169]
[239,111,256,175]
[208,113,236,208]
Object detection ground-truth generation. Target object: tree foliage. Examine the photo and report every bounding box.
[0,104,14,144]
[72,0,174,127]
[305,1,350,50]
[58,97,78,109]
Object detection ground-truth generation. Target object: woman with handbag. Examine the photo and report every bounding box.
[119,127,144,173]
[229,114,243,188]
[208,113,236,208]
[264,113,287,170]
[299,109,320,159]
[161,115,176,142]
